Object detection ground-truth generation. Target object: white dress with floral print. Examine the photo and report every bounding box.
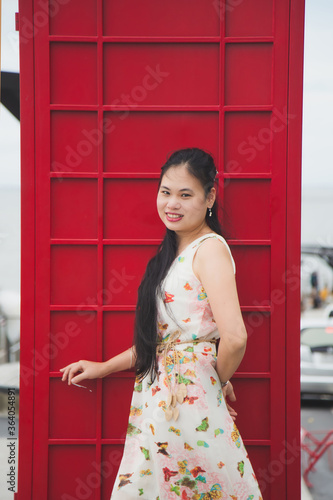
[110,233,263,500]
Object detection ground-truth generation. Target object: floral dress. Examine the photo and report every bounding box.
[110,233,263,500]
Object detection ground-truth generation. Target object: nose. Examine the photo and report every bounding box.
[166,197,181,210]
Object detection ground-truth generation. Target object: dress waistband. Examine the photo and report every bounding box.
[156,330,218,422]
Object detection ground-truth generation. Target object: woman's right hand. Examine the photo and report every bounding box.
[222,380,238,421]
[59,360,105,386]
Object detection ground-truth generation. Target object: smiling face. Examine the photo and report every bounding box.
[156,163,215,237]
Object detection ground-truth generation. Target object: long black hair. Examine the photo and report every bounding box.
[133,147,230,382]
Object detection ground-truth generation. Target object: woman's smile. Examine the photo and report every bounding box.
[165,212,184,221]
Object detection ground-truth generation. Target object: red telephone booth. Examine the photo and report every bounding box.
[17,1,305,499]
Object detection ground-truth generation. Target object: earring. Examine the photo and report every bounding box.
[208,207,212,217]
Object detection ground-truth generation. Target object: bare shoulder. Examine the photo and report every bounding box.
[193,235,235,281]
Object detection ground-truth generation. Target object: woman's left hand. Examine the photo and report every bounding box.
[222,380,238,421]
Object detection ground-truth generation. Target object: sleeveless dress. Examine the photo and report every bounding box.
[110,233,263,500]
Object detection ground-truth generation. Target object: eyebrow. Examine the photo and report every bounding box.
[160,186,194,193]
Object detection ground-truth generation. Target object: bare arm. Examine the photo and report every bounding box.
[100,346,136,377]
[59,346,136,386]
[193,238,247,383]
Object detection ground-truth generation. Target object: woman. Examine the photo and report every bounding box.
[60,148,263,499]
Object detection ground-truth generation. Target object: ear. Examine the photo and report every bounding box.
[208,187,216,205]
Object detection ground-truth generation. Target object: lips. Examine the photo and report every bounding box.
[165,212,184,221]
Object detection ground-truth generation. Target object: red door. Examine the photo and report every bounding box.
[17,1,305,499]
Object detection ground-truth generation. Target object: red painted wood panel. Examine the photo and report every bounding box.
[17,1,305,499]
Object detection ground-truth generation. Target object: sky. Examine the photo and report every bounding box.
[301,0,333,188]
[0,0,333,188]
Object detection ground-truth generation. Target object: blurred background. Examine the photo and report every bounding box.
[0,0,20,371]
[0,0,333,499]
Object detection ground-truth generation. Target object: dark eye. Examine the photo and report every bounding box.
[160,191,190,197]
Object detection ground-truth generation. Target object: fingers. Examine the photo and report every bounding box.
[59,366,70,383]
[226,403,238,421]
[227,403,237,416]
[59,362,83,386]
[70,373,85,385]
